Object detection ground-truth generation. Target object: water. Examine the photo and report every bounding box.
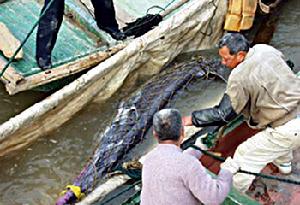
[0,0,299,204]
[0,96,119,205]
[270,0,300,73]
[0,83,47,124]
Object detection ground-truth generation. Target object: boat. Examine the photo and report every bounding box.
[0,0,227,157]
[0,0,224,95]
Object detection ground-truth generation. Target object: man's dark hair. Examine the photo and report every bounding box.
[153,109,182,141]
[218,33,250,55]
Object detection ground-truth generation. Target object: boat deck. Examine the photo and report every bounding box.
[0,0,103,76]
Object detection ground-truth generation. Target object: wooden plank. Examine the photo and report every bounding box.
[0,21,23,60]
[0,58,24,84]
[5,43,126,95]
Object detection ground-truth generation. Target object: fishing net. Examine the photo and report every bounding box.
[57,56,227,204]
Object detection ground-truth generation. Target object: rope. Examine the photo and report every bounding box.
[123,0,186,37]
[189,144,300,185]
[0,0,56,78]
[147,0,177,14]
[162,0,178,12]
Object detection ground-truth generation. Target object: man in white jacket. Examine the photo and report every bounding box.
[183,33,300,192]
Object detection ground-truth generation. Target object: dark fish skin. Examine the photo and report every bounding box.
[56,59,225,204]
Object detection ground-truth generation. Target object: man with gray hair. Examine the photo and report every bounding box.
[141,108,235,205]
[183,33,300,192]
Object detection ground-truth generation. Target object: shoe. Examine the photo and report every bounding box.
[100,26,126,40]
[37,57,52,71]
[110,31,126,40]
[273,161,292,174]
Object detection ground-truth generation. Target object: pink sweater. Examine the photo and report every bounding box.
[141,144,232,205]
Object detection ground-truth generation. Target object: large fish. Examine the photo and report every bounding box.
[56,58,223,204]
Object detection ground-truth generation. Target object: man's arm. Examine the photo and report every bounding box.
[183,157,233,205]
[183,94,238,127]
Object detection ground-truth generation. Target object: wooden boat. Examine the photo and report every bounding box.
[0,0,227,95]
[0,0,227,156]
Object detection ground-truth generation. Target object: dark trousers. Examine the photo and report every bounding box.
[36,0,119,69]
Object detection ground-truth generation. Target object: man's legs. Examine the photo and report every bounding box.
[273,117,300,174]
[232,121,300,192]
[36,0,64,70]
[91,0,125,40]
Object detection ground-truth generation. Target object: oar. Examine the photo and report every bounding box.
[123,0,190,37]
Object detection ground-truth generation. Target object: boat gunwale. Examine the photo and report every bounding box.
[0,43,126,95]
